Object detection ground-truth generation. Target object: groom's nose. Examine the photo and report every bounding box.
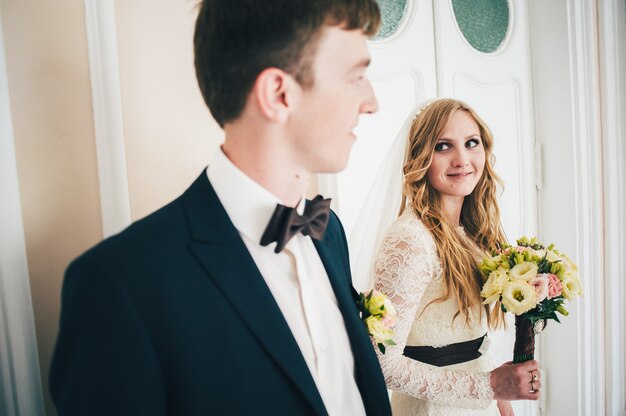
[360,78,379,114]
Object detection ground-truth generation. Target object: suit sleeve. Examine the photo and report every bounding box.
[49,252,167,415]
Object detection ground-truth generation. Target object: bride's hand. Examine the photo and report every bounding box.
[490,360,541,401]
[497,400,514,416]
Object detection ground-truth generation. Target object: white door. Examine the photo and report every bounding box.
[433,2,538,415]
[320,1,539,414]
[320,0,438,238]
[321,0,538,276]
[319,0,438,291]
[434,0,538,240]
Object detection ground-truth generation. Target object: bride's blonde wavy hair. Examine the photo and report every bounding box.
[398,98,506,328]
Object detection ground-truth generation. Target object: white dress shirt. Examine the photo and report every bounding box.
[207,149,366,416]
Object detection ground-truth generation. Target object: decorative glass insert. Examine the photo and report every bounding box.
[374,0,408,40]
[452,0,509,53]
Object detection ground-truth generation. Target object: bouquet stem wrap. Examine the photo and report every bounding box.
[513,315,535,363]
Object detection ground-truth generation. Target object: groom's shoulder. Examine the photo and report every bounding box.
[69,194,189,272]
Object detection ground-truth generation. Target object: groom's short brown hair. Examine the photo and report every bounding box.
[193,0,380,127]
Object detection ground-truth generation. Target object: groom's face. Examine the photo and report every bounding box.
[286,26,379,174]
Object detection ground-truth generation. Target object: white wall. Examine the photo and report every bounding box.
[0,4,45,414]
[530,0,626,414]
[528,2,580,413]
[0,1,222,414]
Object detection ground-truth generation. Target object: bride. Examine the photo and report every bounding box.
[368,98,540,415]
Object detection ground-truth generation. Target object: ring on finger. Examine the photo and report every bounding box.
[530,381,536,392]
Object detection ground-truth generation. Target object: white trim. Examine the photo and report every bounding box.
[566,1,606,415]
[0,6,45,415]
[598,0,626,414]
[84,0,132,237]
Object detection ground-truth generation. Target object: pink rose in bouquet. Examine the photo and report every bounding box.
[530,274,549,302]
[547,273,563,299]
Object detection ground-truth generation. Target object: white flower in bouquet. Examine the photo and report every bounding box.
[501,281,537,315]
[480,267,509,305]
[509,261,538,282]
[561,273,583,300]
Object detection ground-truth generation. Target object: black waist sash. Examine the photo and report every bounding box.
[403,334,486,367]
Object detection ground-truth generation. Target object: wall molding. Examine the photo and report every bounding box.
[598,0,626,414]
[0,7,45,415]
[566,1,606,415]
[84,0,132,237]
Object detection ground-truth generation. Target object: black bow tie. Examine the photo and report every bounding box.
[260,195,331,253]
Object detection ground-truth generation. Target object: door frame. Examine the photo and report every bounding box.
[84,0,132,237]
[597,0,626,414]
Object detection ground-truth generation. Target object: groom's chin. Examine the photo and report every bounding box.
[318,153,354,174]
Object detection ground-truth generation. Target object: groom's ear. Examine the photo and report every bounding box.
[252,67,293,124]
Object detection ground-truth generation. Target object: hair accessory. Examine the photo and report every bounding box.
[412,100,434,121]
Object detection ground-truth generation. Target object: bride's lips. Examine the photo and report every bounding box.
[446,171,474,180]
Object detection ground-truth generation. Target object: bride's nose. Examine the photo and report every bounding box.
[452,150,470,167]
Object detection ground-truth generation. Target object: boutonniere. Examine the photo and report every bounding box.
[356,290,397,354]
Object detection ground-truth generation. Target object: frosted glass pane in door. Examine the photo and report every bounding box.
[374,0,408,40]
[452,0,509,53]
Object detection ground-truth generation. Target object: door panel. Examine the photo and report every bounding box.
[323,2,539,414]
[434,2,538,414]
[434,0,538,240]
[319,0,438,243]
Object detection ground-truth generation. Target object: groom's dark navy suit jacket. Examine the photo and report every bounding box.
[50,172,391,415]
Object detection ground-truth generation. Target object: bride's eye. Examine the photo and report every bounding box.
[434,142,450,152]
[466,138,481,148]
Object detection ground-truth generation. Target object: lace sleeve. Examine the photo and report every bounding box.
[374,219,494,409]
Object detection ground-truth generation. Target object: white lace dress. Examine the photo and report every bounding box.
[374,210,499,416]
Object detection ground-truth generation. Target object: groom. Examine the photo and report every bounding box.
[49,0,391,415]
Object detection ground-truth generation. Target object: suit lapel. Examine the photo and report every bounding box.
[313,226,391,416]
[182,173,327,416]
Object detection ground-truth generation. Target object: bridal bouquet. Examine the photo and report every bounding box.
[356,290,397,354]
[479,237,583,362]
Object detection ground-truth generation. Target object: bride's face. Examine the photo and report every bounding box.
[427,110,486,202]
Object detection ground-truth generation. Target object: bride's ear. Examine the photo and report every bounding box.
[252,68,293,124]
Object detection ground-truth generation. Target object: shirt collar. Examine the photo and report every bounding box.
[207,148,305,245]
